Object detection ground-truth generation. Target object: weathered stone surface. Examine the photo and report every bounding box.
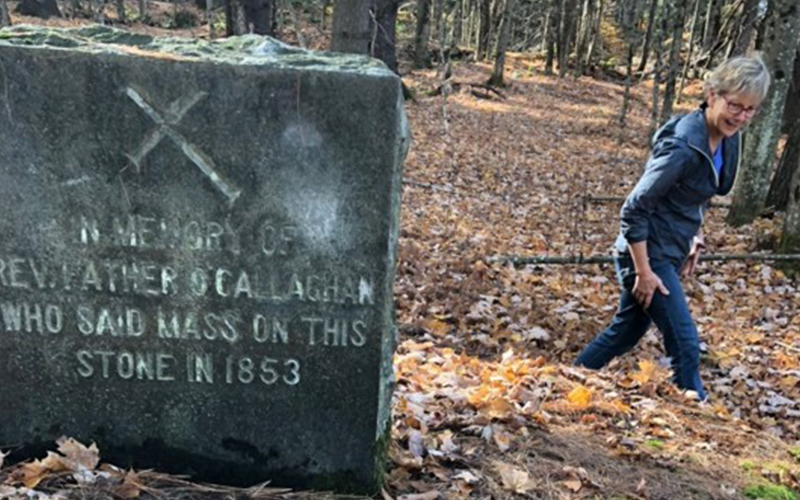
[0,25,408,493]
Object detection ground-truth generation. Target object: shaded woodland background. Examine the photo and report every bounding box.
[3,0,800,499]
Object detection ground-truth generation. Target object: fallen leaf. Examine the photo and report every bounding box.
[408,430,425,459]
[453,470,480,484]
[398,491,440,500]
[113,470,142,499]
[56,437,100,472]
[562,479,582,492]
[426,319,450,337]
[20,460,48,489]
[493,461,534,494]
[567,385,593,410]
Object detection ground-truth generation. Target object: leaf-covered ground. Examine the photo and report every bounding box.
[2,8,800,499]
[390,57,800,499]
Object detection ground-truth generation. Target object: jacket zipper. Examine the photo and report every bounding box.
[688,143,717,225]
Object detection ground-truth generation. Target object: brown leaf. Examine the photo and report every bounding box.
[56,437,100,472]
[20,460,48,489]
[408,430,425,459]
[493,461,534,494]
[562,479,582,492]
[398,491,440,500]
[113,471,143,499]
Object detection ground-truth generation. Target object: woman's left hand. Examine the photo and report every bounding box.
[681,237,706,277]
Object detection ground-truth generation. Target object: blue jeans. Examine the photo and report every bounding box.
[575,255,706,400]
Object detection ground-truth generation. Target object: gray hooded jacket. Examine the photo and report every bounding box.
[614,107,741,265]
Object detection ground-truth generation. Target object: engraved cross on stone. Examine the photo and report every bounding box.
[124,87,242,206]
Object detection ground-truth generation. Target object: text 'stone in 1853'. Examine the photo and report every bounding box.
[0,25,409,493]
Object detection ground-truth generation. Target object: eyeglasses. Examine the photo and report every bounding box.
[720,95,759,118]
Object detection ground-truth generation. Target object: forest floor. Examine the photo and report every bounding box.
[2,6,800,500]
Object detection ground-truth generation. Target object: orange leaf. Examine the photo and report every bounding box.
[21,460,48,489]
[426,319,450,337]
[567,385,593,410]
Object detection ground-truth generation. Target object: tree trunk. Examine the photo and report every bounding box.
[754,0,771,51]
[702,0,719,52]
[115,0,125,21]
[14,0,61,18]
[731,0,760,56]
[451,0,463,49]
[544,0,559,74]
[575,0,593,76]
[618,0,640,127]
[765,49,800,211]
[332,0,371,53]
[487,0,514,86]
[557,0,576,77]
[766,128,800,212]
[583,0,602,71]
[728,0,800,226]
[413,0,432,66]
[676,0,701,103]
[0,0,11,26]
[370,0,401,72]
[138,0,146,19]
[636,0,658,74]
[207,0,214,38]
[620,41,635,128]
[659,0,689,125]
[476,0,491,60]
[226,0,248,35]
[433,0,444,60]
[649,0,666,139]
[245,0,276,35]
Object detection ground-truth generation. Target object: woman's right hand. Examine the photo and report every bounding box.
[633,270,670,309]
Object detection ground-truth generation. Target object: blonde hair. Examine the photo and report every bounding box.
[704,54,771,101]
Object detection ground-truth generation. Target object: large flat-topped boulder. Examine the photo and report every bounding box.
[0,25,408,493]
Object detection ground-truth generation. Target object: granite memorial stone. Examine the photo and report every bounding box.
[0,25,408,493]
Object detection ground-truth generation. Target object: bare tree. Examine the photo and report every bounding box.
[476,0,491,60]
[732,0,761,56]
[0,0,11,26]
[574,0,594,76]
[245,0,278,35]
[487,0,515,86]
[14,0,61,18]
[659,0,689,125]
[649,0,667,138]
[676,0,702,102]
[413,0,432,67]
[332,0,371,53]
[636,0,658,73]
[544,0,560,74]
[583,0,603,71]
[226,0,248,34]
[728,0,800,226]
[370,0,402,72]
[557,0,577,77]
[618,0,642,127]
[766,48,800,211]
[702,0,720,53]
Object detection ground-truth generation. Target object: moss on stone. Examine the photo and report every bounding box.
[0,25,392,76]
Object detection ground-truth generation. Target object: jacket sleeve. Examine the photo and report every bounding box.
[620,140,691,245]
